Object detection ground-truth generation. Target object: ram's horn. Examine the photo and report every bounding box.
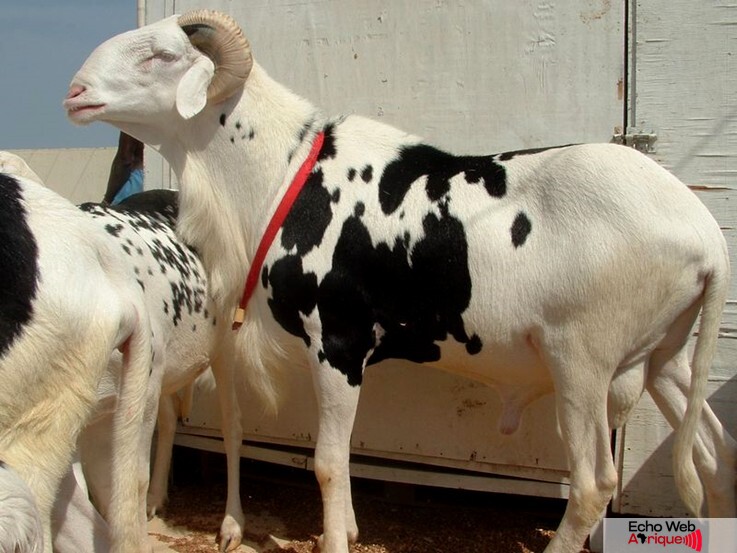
[178,10,252,104]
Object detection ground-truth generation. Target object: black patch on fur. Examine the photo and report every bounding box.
[497,144,574,161]
[466,334,482,355]
[0,174,39,358]
[249,129,255,140]
[511,212,532,248]
[219,113,226,126]
[347,168,357,182]
[280,168,333,255]
[331,189,340,204]
[354,202,365,217]
[266,255,318,346]
[378,144,506,214]
[317,123,337,161]
[261,265,269,289]
[361,165,373,183]
[266,201,478,386]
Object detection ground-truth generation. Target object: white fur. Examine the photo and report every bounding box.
[0,462,43,553]
[67,14,737,553]
[0,169,151,553]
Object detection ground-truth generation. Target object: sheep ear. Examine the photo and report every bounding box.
[175,56,215,119]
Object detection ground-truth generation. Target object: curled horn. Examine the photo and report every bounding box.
[178,10,253,104]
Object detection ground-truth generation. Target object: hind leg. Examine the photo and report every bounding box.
[541,347,618,553]
[647,346,737,516]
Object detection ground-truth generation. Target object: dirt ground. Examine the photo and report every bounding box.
[148,447,591,553]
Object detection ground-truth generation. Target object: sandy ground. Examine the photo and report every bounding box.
[147,447,591,553]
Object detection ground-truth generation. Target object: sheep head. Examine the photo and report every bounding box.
[65,11,251,127]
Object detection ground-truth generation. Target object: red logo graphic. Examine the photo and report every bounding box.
[684,529,702,551]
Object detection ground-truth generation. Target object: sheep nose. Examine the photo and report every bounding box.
[66,84,86,99]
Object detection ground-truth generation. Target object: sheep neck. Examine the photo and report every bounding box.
[166,63,322,311]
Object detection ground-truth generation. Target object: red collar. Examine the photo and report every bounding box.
[232,131,325,330]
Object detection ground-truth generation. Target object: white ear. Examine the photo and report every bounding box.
[175,56,215,119]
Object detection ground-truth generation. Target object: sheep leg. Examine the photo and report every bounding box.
[107,312,153,553]
[210,353,245,552]
[147,394,178,518]
[647,347,737,516]
[311,357,361,553]
[543,350,617,553]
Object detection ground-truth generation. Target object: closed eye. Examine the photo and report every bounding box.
[153,50,176,62]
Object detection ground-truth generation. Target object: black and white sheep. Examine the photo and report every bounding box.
[66,11,736,553]
[0,151,250,551]
[0,169,151,552]
[76,188,248,552]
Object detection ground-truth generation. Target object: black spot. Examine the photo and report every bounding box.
[378,144,506,215]
[280,168,333,255]
[230,137,235,144]
[466,334,482,355]
[219,113,226,126]
[105,223,124,237]
[361,165,373,183]
[318,350,326,363]
[331,189,340,204]
[249,129,255,140]
[266,256,318,346]
[261,265,269,289]
[235,121,242,130]
[511,212,532,248]
[497,143,574,161]
[347,168,357,181]
[317,123,337,161]
[0,174,39,357]
[354,202,365,217]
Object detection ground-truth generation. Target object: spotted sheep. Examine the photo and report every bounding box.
[75,189,247,552]
[0,168,151,553]
[66,11,737,553]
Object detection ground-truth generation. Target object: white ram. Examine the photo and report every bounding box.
[66,11,737,553]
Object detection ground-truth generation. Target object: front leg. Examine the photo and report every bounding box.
[210,350,245,552]
[310,352,362,553]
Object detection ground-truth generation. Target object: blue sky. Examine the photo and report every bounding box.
[0,0,137,149]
